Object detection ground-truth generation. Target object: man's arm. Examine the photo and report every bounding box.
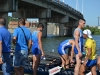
[12,37,16,45]
[0,41,2,57]
[83,48,91,66]
[12,29,17,45]
[27,32,32,53]
[38,32,44,56]
[70,42,75,62]
[28,40,32,53]
[0,40,3,64]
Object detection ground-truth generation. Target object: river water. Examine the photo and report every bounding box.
[9,35,100,75]
[11,35,100,55]
[42,35,100,55]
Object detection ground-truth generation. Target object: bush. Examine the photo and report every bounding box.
[83,25,100,35]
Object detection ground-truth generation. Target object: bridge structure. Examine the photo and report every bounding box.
[0,0,84,37]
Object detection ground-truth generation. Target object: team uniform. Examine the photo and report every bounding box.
[32,30,41,55]
[58,39,75,55]
[85,38,97,67]
[73,28,83,54]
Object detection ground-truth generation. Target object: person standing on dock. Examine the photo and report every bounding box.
[31,23,45,75]
[79,29,97,75]
[58,39,75,69]
[97,56,100,72]
[12,18,32,75]
[73,19,86,75]
[0,18,11,75]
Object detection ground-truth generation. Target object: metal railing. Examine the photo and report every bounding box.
[45,0,83,17]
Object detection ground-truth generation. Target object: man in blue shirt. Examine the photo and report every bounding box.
[0,18,11,75]
[13,18,32,75]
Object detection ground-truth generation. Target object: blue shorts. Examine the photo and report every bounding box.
[13,50,28,67]
[58,45,69,55]
[74,46,83,54]
[32,46,41,55]
[86,59,97,67]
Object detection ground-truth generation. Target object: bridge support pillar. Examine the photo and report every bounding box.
[63,20,76,36]
[63,22,71,36]
[0,13,8,29]
[72,21,77,34]
[39,18,47,38]
[65,20,76,36]
[59,23,64,36]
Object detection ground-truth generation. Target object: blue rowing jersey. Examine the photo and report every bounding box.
[59,39,72,49]
[32,30,40,48]
[31,30,42,55]
[58,39,72,55]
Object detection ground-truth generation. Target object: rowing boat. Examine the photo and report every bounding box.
[0,51,100,75]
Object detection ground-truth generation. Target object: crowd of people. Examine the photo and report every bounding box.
[58,18,100,75]
[0,18,100,75]
[0,18,45,75]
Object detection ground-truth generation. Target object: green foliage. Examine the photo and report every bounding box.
[8,16,18,23]
[83,25,100,35]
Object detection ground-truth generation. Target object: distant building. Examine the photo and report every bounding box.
[8,21,18,28]
[98,26,100,29]
[8,21,38,29]
[88,25,97,28]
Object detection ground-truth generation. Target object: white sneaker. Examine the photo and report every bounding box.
[86,72,92,75]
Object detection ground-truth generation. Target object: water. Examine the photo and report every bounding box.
[42,35,100,55]
[10,35,100,75]
[11,35,100,55]
[42,36,72,53]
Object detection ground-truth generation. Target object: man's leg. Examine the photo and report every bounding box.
[14,67,21,75]
[97,56,100,71]
[79,64,88,75]
[2,53,11,75]
[19,66,24,75]
[13,53,22,75]
[19,50,28,75]
[2,62,11,75]
[60,56,65,68]
[74,54,81,75]
[32,55,41,75]
[14,58,25,75]
[91,65,97,75]
[14,57,26,75]
[61,54,69,68]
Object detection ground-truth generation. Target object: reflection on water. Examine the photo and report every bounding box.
[42,36,73,53]
[11,35,100,55]
[93,35,100,55]
[42,35,100,55]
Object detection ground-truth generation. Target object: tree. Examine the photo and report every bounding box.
[83,25,100,35]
